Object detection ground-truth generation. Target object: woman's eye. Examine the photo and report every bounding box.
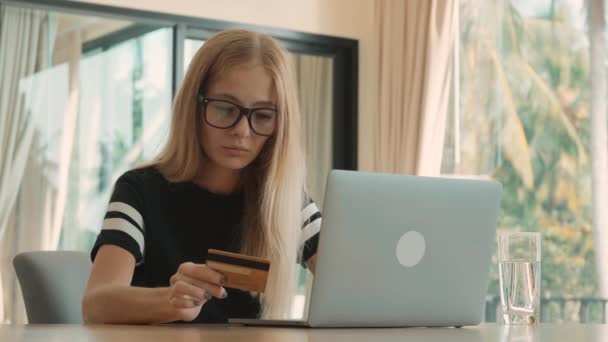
[255,111,275,121]
[214,104,236,114]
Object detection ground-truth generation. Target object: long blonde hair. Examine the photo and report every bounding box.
[150,29,305,318]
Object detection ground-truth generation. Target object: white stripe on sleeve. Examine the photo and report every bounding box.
[301,218,321,245]
[102,217,145,255]
[301,202,319,225]
[107,202,144,230]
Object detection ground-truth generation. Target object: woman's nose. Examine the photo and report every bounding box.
[230,115,251,137]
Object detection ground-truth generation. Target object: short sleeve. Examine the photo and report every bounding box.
[91,171,146,265]
[300,194,321,266]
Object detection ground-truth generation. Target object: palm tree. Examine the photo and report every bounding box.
[456,0,597,313]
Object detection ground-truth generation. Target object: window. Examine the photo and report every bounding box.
[445,0,600,322]
[184,38,204,71]
[1,1,357,323]
[60,26,173,250]
[0,6,173,323]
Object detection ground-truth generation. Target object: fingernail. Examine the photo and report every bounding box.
[220,276,227,286]
[193,301,201,306]
[204,292,213,300]
[222,288,228,299]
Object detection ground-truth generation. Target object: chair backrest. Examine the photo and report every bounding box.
[13,251,92,324]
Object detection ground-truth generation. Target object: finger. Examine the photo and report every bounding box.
[170,280,207,302]
[178,262,226,286]
[169,296,202,309]
[172,272,227,299]
[171,270,213,288]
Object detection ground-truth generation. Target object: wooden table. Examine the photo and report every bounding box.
[1,323,606,341]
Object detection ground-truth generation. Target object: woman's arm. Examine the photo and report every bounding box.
[305,253,317,274]
[82,245,226,324]
[83,245,179,324]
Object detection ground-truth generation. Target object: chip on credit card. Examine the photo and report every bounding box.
[206,249,270,293]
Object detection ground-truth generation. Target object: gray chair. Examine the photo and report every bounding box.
[13,251,92,324]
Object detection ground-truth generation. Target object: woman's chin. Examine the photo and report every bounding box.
[215,157,251,171]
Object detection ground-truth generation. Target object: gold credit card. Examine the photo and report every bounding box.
[206,249,270,293]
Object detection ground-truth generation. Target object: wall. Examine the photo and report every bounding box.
[72,0,368,39]
[72,0,377,170]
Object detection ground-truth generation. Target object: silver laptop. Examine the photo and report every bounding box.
[230,170,502,328]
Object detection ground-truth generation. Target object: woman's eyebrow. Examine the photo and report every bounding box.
[253,101,277,108]
[212,93,276,108]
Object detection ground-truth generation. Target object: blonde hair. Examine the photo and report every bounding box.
[150,29,305,318]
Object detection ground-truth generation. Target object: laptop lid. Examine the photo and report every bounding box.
[307,170,502,327]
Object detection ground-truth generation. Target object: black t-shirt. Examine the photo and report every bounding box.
[90,166,321,323]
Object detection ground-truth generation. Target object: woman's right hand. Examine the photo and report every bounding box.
[168,262,228,322]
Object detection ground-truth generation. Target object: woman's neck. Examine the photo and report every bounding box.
[195,162,241,194]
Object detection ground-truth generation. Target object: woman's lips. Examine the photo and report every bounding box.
[222,146,249,156]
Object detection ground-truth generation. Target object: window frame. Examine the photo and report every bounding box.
[1,0,359,170]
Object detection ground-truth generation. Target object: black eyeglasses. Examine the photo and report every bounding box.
[197,95,277,136]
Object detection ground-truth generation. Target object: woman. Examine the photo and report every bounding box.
[82,29,321,324]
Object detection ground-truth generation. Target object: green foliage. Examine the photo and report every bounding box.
[456,0,597,300]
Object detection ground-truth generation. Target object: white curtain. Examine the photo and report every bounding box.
[0,7,50,252]
[20,28,80,252]
[371,0,456,176]
[289,53,333,206]
[0,6,80,323]
[0,6,54,323]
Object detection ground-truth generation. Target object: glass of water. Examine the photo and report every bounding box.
[498,232,541,325]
